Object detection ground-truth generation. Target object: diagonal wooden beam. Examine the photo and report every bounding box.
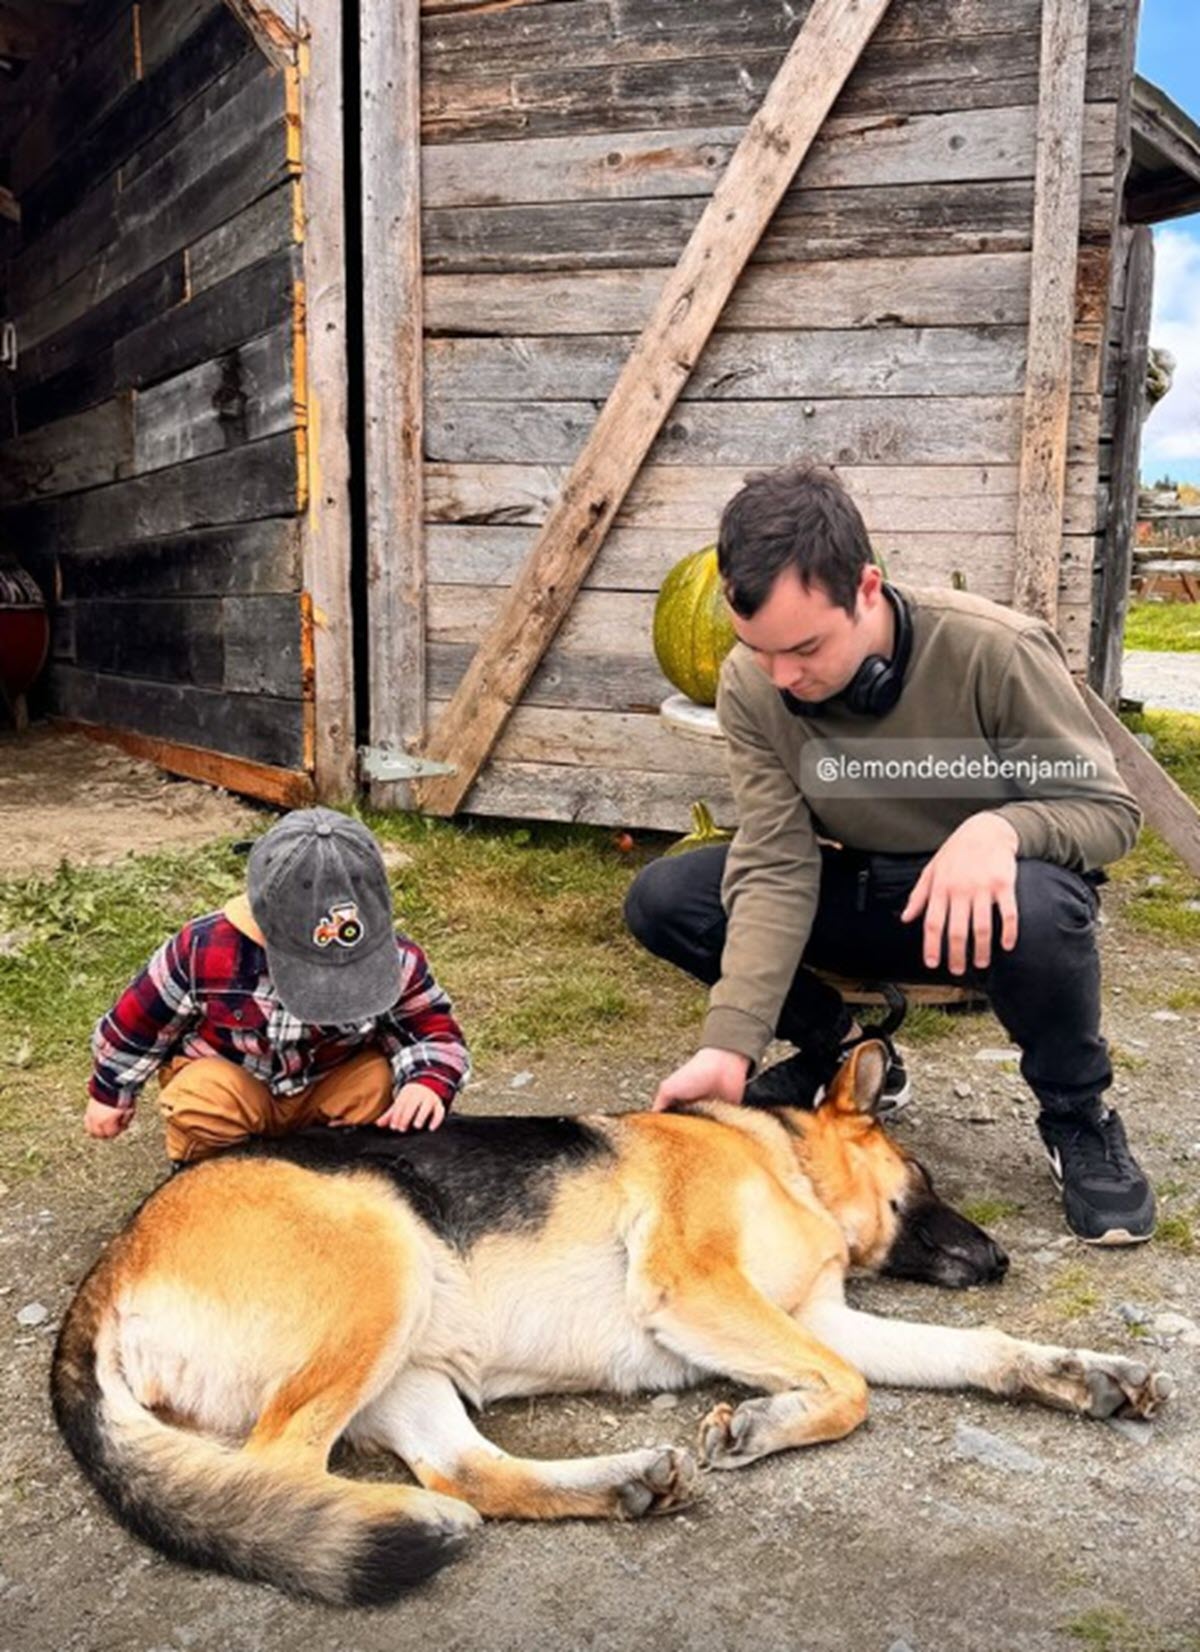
[415,0,894,816]
[1012,0,1090,626]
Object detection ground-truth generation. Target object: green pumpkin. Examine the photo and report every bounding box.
[652,545,737,706]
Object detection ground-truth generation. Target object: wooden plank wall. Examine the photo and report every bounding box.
[0,0,312,777]
[419,0,1133,831]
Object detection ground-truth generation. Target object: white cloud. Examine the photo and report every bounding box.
[1141,223,1200,478]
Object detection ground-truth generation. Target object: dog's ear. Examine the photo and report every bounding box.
[824,1040,888,1117]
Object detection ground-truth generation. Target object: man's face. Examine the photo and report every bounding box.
[727,564,882,703]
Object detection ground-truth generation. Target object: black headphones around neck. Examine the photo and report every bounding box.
[781,582,914,719]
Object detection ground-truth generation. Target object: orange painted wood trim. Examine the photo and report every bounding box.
[53,720,316,808]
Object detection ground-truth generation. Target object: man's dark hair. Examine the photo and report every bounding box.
[717,463,873,618]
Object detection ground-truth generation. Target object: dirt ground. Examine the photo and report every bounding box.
[0,728,261,877]
[1,736,1198,1652]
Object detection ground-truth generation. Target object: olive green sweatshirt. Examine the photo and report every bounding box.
[704,586,1141,1066]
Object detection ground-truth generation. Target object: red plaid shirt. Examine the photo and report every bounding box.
[89,910,470,1111]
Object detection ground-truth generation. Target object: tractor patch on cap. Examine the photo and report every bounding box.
[313,902,365,949]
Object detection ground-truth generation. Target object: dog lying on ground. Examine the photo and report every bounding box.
[52,1044,1172,1607]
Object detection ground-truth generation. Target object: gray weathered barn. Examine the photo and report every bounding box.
[0,0,1197,828]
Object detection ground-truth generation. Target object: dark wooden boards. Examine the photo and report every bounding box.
[2,7,315,790]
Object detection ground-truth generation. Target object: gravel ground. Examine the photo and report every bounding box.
[3,923,1199,1652]
[1,736,1198,1652]
[1122,650,1200,713]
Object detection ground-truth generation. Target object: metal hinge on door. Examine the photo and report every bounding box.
[358,746,457,783]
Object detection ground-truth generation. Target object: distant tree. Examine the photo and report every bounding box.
[1152,473,1179,490]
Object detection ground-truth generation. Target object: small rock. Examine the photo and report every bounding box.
[380,845,414,872]
[975,1047,1020,1064]
[650,1393,680,1412]
[16,1302,48,1328]
[1106,1417,1154,1447]
[1030,1248,1059,1265]
[509,1071,534,1090]
[1151,1311,1196,1339]
[1144,875,1167,889]
[1150,1010,1183,1023]
[952,1422,1044,1473]
[953,1080,973,1100]
[1117,1301,1154,1326]
[887,1642,918,1652]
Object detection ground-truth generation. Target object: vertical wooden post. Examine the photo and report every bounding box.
[295,0,356,800]
[361,0,425,809]
[1094,224,1155,704]
[1012,0,1091,626]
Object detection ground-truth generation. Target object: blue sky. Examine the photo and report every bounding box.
[1135,0,1200,485]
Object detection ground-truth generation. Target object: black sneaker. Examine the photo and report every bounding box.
[744,1030,911,1114]
[1038,1108,1156,1245]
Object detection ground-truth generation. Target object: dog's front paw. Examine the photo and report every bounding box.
[616,1447,698,1517]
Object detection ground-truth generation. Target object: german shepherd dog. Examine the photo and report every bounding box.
[52,1045,1172,1607]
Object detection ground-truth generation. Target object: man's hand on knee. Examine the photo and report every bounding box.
[652,1048,751,1112]
[901,813,1020,974]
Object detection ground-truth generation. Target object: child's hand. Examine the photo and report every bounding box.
[376,1083,446,1133]
[84,1099,132,1140]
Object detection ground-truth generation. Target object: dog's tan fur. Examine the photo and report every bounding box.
[52,1046,1172,1606]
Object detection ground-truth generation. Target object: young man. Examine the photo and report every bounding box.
[84,809,469,1163]
[626,464,1154,1245]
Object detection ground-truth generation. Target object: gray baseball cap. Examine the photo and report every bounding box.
[246,808,402,1024]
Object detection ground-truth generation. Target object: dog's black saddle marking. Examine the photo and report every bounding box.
[232,1115,615,1251]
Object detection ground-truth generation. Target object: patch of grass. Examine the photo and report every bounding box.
[1110,710,1200,943]
[1109,1043,1147,1072]
[958,1196,1023,1226]
[1123,601,1200,653]
[896,1003,988,1046]
[1048,1261,1100,1321]
[1062,1606,1200,1652]
[1165,985,1200,1011]
[1155,1208,1197,1255]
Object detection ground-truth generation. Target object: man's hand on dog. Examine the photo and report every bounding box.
[901,811,1020,974]
[652,1047,750,1111]
[376,1082,447,1132]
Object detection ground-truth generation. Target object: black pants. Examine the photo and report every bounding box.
[624,845,1111,1118]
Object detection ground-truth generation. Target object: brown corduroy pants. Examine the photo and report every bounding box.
[157,1048,393,1163]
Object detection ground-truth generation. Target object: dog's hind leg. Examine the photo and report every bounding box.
[349,1367,697,1519]
[801,1297,1173,1420]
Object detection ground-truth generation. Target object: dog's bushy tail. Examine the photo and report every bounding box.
[50,1266,471,1606]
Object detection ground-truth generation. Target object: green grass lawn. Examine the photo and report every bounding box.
[1109,708,1200,944]
[1124,601,1200,653]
